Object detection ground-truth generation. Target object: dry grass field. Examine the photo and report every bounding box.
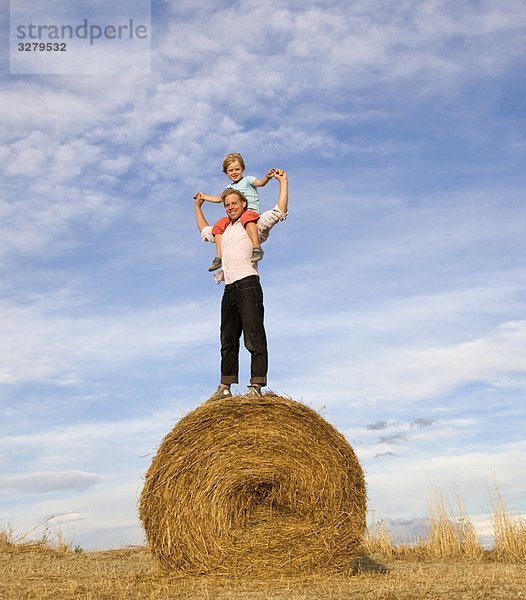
[1,541,525,599]
[2,495,525,600]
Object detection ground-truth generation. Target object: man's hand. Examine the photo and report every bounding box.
[273,168,287,182]
[194,192,205,206]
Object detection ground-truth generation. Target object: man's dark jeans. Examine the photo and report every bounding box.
[220,275,268,386]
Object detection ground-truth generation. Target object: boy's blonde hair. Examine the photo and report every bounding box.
[222,153,246,173]
[221,188,248,206]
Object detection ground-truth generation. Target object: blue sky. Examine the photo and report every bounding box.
[1,0,526,549]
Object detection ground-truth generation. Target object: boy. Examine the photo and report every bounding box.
[194,153,275,271]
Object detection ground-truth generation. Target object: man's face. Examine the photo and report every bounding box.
[224,193,246,222]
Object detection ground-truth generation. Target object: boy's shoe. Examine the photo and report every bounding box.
[251,247,264,263]
[245,385,263,397]
[207,385,232,402]
[208,257,222,272]
[212,269,224,284]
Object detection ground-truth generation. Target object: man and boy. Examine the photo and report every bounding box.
[194,156,288,401]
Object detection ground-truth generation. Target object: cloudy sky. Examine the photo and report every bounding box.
[1,0,525,549]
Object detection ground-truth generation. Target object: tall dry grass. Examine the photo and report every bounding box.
[364,488,525,562]
[490,487,526,562]
[0,521,78,556]
[423,493,485,560]
[363,518,399,559]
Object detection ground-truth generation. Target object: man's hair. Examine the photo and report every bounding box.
[221,188,248,207]
[222,152,246,173]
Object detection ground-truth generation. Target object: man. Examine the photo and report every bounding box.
[194,169,288,400]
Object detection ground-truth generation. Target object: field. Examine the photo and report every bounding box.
[1,542,525,599]
[2,493,525,600]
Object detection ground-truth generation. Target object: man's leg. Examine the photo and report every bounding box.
[220,285,242,385]
[236,277,268,386]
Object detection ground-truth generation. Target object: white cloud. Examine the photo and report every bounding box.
[157,0,526,105]
[0,299,218,385]
[312,320,526,406]
[0,408,182,456]
[48,512,83,524]
[99,155,131,176]
[269,271,526,404]
[0,471,101,494]
[4,132,102,180]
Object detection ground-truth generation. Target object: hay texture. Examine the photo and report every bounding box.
[139,394,366,576]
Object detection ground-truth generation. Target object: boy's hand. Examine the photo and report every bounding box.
[265,169,275,180]
[194,192,205,206]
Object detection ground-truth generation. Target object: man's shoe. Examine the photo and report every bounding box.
[245,385,263,397]
[208,257,222,272]
[207,385,232,402]
[251,247,264,263]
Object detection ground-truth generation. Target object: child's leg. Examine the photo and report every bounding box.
[245,222,260,250]
[208,233,223,271]
[245,222,264,263]
[215,233,222,258]
[209,216,229,271]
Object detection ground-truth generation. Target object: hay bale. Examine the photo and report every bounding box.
[139,394,366,576]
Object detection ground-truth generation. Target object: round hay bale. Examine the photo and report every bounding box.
[139,394,366,576]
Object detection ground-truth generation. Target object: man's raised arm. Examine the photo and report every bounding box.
[194,194,210,232]
[256,169,288,245]
[273,169,288,213]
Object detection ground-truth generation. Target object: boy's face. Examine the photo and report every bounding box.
[225,160,244,183]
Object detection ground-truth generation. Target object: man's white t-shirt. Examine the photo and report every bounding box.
[221,219,259,285]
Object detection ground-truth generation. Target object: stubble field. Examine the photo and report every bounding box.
[1,540,525,599]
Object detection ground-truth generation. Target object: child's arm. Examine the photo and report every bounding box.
[194,191,222,203]
[252,169,275,188]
